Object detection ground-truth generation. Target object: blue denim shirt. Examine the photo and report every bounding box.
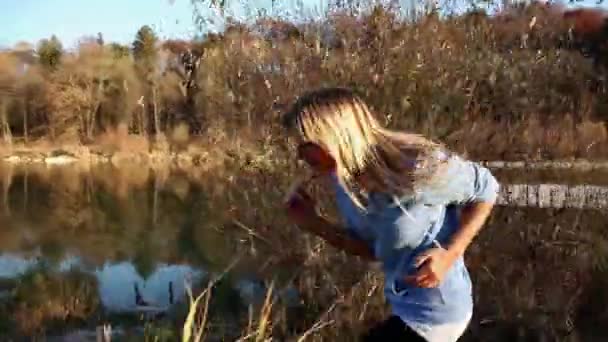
[331,153,500,326]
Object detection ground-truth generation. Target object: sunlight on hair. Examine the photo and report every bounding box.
[284,87,449,209]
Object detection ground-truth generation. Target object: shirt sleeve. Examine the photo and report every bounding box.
[330,174,370,242]
[421,155,500,206]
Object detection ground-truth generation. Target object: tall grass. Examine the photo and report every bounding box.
[1,152,608,340]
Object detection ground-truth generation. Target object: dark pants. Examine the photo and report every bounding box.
[361,316,427,341]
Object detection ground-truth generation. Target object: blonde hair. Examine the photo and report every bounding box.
[282,87,449,209]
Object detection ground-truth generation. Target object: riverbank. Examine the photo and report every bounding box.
[0,143,208,169]
[3,141,608,171]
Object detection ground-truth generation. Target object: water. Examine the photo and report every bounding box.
[0,254,203,313]
[0,162,607,339]
[0,163,283,325]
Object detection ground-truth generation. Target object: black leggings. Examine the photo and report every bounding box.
[361,316,427,341]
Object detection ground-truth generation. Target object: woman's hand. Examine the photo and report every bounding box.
[404,246,457,288]
[284,180,319,226]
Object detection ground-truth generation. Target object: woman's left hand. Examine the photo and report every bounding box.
[405,247,457,288]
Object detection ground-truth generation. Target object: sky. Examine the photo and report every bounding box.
[0,0,327,49]
[1,0,198,49]
[0,0,606,50]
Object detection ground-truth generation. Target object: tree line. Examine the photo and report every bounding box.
[0,25,210,144]
[0,3,607,149]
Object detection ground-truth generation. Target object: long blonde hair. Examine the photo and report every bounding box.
[282,87,449,209]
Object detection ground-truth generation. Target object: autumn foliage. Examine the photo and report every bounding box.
[0,3,607,160]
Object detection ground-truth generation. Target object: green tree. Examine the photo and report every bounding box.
[36,35,63,71]
[132,25,158,70]
[132,25,161,136]
[109,43,130,59]
[96,32,104,46]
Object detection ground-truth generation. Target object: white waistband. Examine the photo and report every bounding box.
[401,311,473,342]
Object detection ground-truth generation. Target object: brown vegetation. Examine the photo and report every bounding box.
[0,3,607,162]
[1,159,607,339]
[11,267,99,336]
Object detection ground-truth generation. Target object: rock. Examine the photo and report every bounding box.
[3,155,21,163]
[45,155,79,165]
[483,159,608,171]
[499,184,608,209]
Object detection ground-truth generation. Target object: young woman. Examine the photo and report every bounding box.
[281,87,499,342]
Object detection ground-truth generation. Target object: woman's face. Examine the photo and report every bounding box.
[297,142,374,190]
[294,139,377,191]
[297,142,336,174]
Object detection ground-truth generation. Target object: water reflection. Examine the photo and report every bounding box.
[0,163,236,274]
[0,162,259,337]
[96,262,202,312]
[0,253,203,313]
[0,254,39,278]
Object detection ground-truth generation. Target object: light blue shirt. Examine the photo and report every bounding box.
[331,152,500,326]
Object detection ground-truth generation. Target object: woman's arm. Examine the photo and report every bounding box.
[445,201,494,260]
[408,157,499,287]
[409,200,495,288]
[294,214,376,261]
[441,157,500,260]
[284,183,376,261]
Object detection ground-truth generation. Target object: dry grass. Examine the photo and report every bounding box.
[96,122,150,154]
[1,152,608,340]
[10,266,100,336]
[445,115,608,161]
